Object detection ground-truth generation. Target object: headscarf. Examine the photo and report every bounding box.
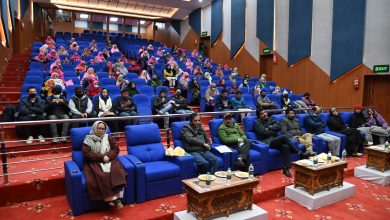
[83,121,111,172]
[116,62,128,75]
[70,42,79,51]
[75,61,87,72]
[111,44,120,53]
[81,67,98,83]
[50,64,65,82]
[191,49,198,58]
[58,46,68,55]
[157,47,163,57]
[148,56,157,65]
[139,70,150,83]
[204,72,212,83]
[34,52,46,62]
[223,64,230,71]
[40,44,49,54]
[46,49,59,60]
[215,67,223,76]
[95,52,105,63]
[50,72,65,90]
[71,52,81,62]
[180,72,190,82]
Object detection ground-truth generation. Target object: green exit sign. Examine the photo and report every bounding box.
[263,48,271,54]
[201,31,208,37]
[373,65,389,73]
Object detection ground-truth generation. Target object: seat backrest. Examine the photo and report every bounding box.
[24,76,43,85]
[289,94,304,102]
[125,123,165,163]
[97,72,109,79]
[208,119,224,144]
[339,112,353,125]
[271,113,285,122]
[105,85,121,96]
[171,121,189,148]
[138,85,155,96]
[242,116,258,140]
[132,94,150,107]
[200,80,210,87]
[100,77,115,86]
[242,94,256,109]
[156,86,170,96]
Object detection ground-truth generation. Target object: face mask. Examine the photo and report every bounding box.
[29,93,37,98]
[53,95,60,99]
[94,84,99,88]
[76,93,83,98]
[261,94,266,97]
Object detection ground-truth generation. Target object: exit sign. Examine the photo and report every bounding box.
[373,65,389,73]
[263,48,271,54]
[201,31,208,37]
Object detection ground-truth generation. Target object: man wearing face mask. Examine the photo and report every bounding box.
[171,89,194,115]
[256,90,277,110]
[19,87,46,144]
[69,86,96,128]
[44,86,70,143]
[304,106,341,156]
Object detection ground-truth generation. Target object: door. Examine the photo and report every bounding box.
[199,36,210,58]
[363,75,390,122]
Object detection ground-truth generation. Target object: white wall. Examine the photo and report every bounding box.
[311,0,333,75]
[275,0,289,61]
[201,4,211,36]
[180,18,190,44]
[363,0,390,70]
[245,0,259,62]
[222,0,231,49]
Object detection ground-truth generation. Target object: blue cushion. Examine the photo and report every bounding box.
[243,116,256,132]
[249,149,261,161]
[171,121,189,141]
[128,143,165,163]
[271,114,284,122]
[72,151,84,170]
[209,119,224,144]
[71,127,93,151]
[125,123,161,146]
[144,161,181,182]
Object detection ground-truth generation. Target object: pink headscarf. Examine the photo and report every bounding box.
[180,72,190,82]
[46,50,59,60]
[191,49,198,58]
[34,52,46,63]
[156,47,163,57]
[50,65,64,81]
[148,56,157,65]
[94,52,104,63]
[75,61,87,72]
[223,64,230,70]
[111,44,120,53]
[71,52,81,62]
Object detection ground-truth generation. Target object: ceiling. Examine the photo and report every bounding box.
[35,0,212,20]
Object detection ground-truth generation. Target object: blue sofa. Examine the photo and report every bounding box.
[65,126,135,216]
[171,121,231,174]
[124,123,193,203]
[208,119,267,175]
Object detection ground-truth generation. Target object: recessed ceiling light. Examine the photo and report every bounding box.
[182,0,191,2]
[199,0,203,2]
[58,9,63,13]
[140,20,145,25]
[110,17,118,22]
[80,13,89,19]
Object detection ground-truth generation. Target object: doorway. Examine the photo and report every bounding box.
[363,75,390,122]
[259,54,274,80]
[199,36,210,58]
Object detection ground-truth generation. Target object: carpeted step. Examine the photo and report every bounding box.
[0,101,19,111]
[0,92,21,101]
[0,81,23,88]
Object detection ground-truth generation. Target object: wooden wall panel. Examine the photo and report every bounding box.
[180,28,199,52]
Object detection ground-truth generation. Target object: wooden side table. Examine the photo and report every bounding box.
[292,160,348,195]
[365,147,390,172]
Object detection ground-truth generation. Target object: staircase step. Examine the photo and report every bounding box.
[0,81,23,87]
[0,101,19,111]
[0,92,21,101]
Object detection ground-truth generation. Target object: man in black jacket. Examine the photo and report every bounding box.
[114,88,138,126]
[153,88,172,115]
[181,113,218,174]
[19,86,46,144]
[217,89,233,111]
[254,108,307,177]
[44,87,70,143]
[68,86,96,128]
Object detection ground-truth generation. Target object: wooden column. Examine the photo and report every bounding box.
[106,16,109,41]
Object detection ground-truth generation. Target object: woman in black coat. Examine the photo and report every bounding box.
[327,108,364,156]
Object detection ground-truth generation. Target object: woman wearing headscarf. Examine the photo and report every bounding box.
[47,41,56,50]
[148,74,162,91]
[148,56,157,66]
[203,59,212,71]
[156,47,164,57]
[81,47,92,58]
[239,79,250,93]
[95,52,106,63]
[70,51,82,63]
[193,66,203,77]
[57,46,69,56]
[328,108,364,156]
[46,49,60,61]
[229,81,238,94]
[189,77,200,105]
[179,72,190,97]
[218,78,226,89]
[258,76,267,89]
[104,61,114,78]
[253,84,261,96]
[139,70,151,84]
[191,49,199,58]
[69,42,79,51]
[231,67,239,77]
[103,48,111,59]
[34,52,47,63]
[40,44,49,54]
[68,37,76,46]
[87,79,101,97]
[185,58,194,72]
[119,55,128,63]
[82,67,99,88]
[214,66,224,77]
[89,40,98,51]
[147,44,154,52]
[272,86,282,95]
[140,50,150,70]
[82,121,127,209]
[41,78,56,100]
[93,88,118,132]
[281,90,294,110]
[111,44,120,53]
[75,61,87,76]
[205,83,219,112]
[163,65,175,87]
[202,72,212,84]
[115,62,128,76]
[50,64,65,82]
[127,82,140,97]
[45,36,54,44]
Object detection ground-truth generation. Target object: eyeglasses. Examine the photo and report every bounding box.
[97,127,106,131]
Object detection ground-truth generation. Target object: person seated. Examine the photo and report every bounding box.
[218,113,251,170]
[223,64,230,72]
[148,74,162,91]
[185,58,194,72]
[193,66,203,77]
[231,67,239,77]
[254,108,308,177]
[45,36,55,44]
[46,49,60,62]
[89,40,98,51]
[258,75,267,89]
[349,105,388,145]
[197,55,204,63]
[140,51,150,70]
[114,62,128,76]
[203,59,212,71]
[181,113,218,174]
[217,78,226,89]
[116,75,129,91]
[304,106,341,156]
[238,79,250,93]
[231,90,247,110]
[103,48,111,59]
[139,70,150,84]
[63,57,71,64]
[49,72,66,92]
[253,84,261,96]
[57,46,69,56]
[229,82,238,94]
[148,56,157,67]
[214,66,224,77]
[89,58,95,66]
[202,72,212,84]
[69,86,96,128]
[68,37,76,46]
[82,121,127,209]
[81,47,92,58]
[179,72,190,95]
[81,67,99,88]
[39,44,49,54]
[111,44,120,53]
[280,108,315,155]
[50,59,63,72]
[147,44,154,52]
[44,87,70,143]
[156,47,164,57]
[153,88,172,115]
[191,49,199,58]
[75,61,87,76]
[171,90,194,115]
[94,52,106,63]
[47,41,56,50]
[70,51,82,63]
[272,86,282,95]
[114,88,138,126]
[34,52,47,63]
[41,78,56,100]
[104,61,114,78]
[19,87,46,144]
[87,79,101,97]
[205,84,219,112]
[328,108,364,156]
[243,74,250,81]
[127,82,139,97]
[163,65,176,87]
[119,55,128,63]
[364,108,390,143]
[69,42,79,51]
[189,77,200,105]
[217,89,233,111]
[301,92,316,108]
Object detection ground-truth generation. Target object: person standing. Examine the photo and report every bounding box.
[181,113,218,174]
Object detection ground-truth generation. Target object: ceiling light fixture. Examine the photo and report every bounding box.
[80,13,89,19]
[58,9,63,13]
[140,20,145,25]
[110,17,118,22]
[199,0,203,2]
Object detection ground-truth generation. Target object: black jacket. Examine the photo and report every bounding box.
[153,95,169,113]
[254,117,281,145]
[114,96,137,113]
[217,95,233,111]
[20,97,45,116]
[171,95,188,111]
[44,96,70,115]
[349,112,367,128]
[181,123,210,153]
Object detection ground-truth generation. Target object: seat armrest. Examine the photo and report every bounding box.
[249,140,269,156]
[210,145,231,170]
[166,155,195,180]
[123,154,146,203]
[64,161,83,215]
[117,155,135,204]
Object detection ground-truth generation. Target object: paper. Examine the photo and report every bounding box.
[215,145,233,153]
